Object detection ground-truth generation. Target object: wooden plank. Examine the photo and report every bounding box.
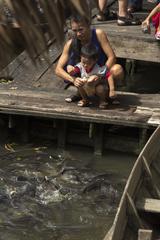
[127,193,144,229]
[0,89,159,128]
[143,156,160,198]
[92,23,160,63]
[104,226,114,240]
[0,43,61,89]
[57,119,67,151]
[0,97,151,127]
[0,98,150,128]
[139,128,148,150]
[148,113,160,126]
[138,229,152,240]
[137,198,160,213]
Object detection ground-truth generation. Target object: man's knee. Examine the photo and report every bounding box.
[110,64,124,81]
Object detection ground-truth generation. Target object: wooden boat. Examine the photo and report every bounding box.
[104,125,160,240]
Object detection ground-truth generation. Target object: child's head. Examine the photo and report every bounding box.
[80,44,98,71]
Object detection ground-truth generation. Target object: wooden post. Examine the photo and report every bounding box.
[20,116,29,142]
[89,123,94,139]
[57,119,67,151]
[139,128,148,151]
[125,59,137,91]
[138,229,152,240]
[94,123,104,156]
[8,115,15,129]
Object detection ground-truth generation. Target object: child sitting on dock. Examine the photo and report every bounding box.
[66,43,116,108]
[142,3,160,40]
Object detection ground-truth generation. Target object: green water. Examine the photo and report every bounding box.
[0,143,136,240]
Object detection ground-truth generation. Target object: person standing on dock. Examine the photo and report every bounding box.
[55,14,123,103]
[97,0,141,25]
[142,3,160,39]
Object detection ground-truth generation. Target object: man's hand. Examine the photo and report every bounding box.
[74,77,86,87]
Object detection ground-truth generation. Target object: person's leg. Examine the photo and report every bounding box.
[108,75,116,98]
[118,0,128,17]
[95,84,109,109]
[110,64,124,83]
[99,0,107,12]
[97,0,108,20]
[117,0,141,25]
[77,86,89,107]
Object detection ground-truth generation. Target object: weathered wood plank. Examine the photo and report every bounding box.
[127,193,144,229]
[138,229,152,240]
[0,43,61,89]
[92,22,160,63]
[143,156,160,198]
[0,88,157,127]
[137,198,160,213]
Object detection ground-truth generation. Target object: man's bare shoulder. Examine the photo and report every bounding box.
[95,28,108,42]
[95,28,106,36]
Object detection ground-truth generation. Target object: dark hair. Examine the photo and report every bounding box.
[81,44,98,61]
[70,14,91,26]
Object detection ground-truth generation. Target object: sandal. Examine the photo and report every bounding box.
[117,15,141,26]
[108,97,120,105]
[65,94,81,103]
[99,101,108,109]
[77,99,89,107]
[155,32,160,40]
[97,9,117,21]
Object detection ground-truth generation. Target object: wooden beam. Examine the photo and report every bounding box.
[138,229,152,240]
[137,198,160,214]
[57,119,67,151]
[98,24,160,63]
[139,128,148,151]
[103,226,114,240]
[142,156,160,198]
[127,193,144,229]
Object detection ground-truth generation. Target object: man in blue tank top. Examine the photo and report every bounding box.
[55,15,124,103]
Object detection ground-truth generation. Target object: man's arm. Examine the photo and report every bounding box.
[96,28,116,69]
[55,39,75,83]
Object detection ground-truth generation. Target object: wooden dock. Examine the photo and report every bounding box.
[0,18,159,154]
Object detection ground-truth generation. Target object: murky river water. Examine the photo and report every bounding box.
[0,142,136,240]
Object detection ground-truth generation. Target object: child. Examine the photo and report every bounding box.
[142,3,160,40]
[67,43,116,108]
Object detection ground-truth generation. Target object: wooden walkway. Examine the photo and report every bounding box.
[0,10,160,132]
[91,2,160,63]
[92,21,160,63]
[0,36,160,129]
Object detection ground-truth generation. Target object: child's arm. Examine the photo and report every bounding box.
[87,75,99,83]
[142,3,160,28]
[87,65,107,83]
